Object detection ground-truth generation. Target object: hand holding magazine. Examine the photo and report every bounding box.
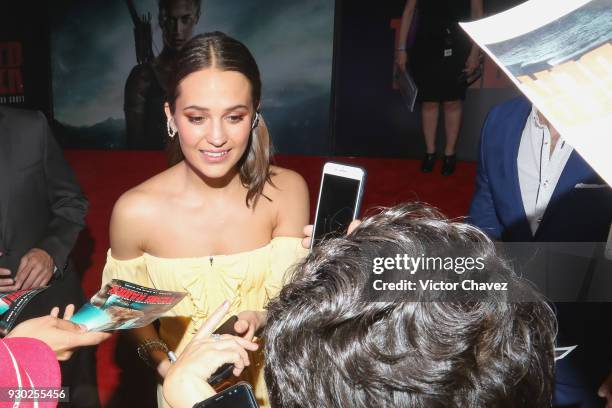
[0,287,48,336]
[71,279,186,331]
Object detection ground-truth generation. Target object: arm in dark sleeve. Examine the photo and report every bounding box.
[35,112,88,273]
[467,111,503,240]
[124,64,154,149]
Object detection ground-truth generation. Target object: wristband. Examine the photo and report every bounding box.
[137,339,173,367]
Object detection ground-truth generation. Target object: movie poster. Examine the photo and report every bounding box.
[0,3,52,114]
[50,0,334,154]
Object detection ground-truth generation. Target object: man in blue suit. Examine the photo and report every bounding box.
[469,96,612,407]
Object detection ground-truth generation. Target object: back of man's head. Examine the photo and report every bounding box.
[264,202,556,408]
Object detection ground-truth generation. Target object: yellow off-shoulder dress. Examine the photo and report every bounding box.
[101,237,308,408]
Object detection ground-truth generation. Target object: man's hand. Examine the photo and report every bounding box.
[0,267,14,292]
[7,305,111,361]
[598,371,612,407]
[14,248,54,290]
[163,300,259,408]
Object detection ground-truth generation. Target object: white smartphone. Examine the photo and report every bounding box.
[310,162,367,249]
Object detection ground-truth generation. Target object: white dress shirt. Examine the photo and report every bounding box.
[517,107,573,235]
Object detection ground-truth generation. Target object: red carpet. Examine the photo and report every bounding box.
[63,150,477,405]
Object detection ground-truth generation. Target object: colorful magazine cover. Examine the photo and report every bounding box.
[71,279,186,331]
[0,287,48,337]
[459,0,612,185]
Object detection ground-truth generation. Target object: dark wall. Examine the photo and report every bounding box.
[0,3,52,115]
[331,0,525,161]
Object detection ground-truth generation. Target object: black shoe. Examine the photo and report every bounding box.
[441,154,456,176]
[421,153,436,173]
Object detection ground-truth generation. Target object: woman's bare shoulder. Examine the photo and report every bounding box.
[109,167,180,257]
[114,167,177,219]
[267,165,309,199]
[267,165,309,236]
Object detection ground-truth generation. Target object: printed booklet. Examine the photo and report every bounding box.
[0,287,48,337]
[71,279,186,331]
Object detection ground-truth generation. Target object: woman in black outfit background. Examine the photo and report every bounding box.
[396,0,483,176]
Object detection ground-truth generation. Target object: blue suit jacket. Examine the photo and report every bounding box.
[469,97,611,243]
[469,97,612,407]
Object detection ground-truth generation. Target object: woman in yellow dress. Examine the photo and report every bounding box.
[101,32,309,407]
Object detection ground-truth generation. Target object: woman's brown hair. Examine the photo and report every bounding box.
[165,31,274,208]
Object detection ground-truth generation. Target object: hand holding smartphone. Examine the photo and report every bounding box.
[207,315,239,386]
[193,382,259,407]
[310,162,366,249]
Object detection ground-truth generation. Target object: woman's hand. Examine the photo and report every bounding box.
[395,50,408,71]
[302,225,314,249]
[234,310,265,341]
[157,358,172,378]
[464,50,481,76]
[163,300,259,408]
[301,220,362,249]
[7,305,111,361]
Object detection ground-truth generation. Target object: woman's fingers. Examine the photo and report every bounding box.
[212,350,246,377]
[212,338,251,367]
[348,219,362,234]
[62,304,75,320]
[199,336,254,369]
[233,336,259,351]
[193,300,231,340]
[209,334,258,351]
[50,304,76,320]
[303,224,313,237]
[302,224,314,249]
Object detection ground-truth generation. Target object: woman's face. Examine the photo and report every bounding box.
[167,68,255,181]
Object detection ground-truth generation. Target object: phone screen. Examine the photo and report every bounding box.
[195,383,258,408]
[313,173,362,246]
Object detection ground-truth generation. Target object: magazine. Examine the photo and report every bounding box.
[459,0,612,184]
[0,287,49,337]
[71,279,186,332]
[555,345,578,361]
[395,66,418,112]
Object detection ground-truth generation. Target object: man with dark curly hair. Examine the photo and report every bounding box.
[263,202,556,408]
